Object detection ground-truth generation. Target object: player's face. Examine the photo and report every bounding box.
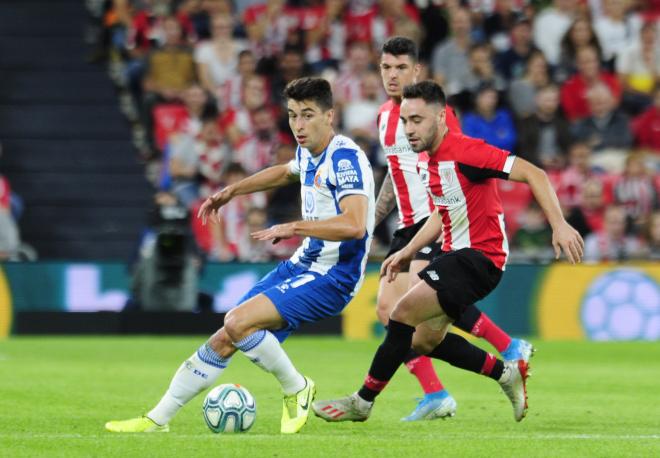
[287,99,334,154]
[380,53,419,99]
[400,98,445,153]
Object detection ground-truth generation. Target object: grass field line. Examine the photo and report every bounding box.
[2,433,659,441]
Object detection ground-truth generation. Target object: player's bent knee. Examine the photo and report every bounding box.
[208,328,235,358]
[411,338,435,355]
[222,310,249,342]
[376,297,394,325]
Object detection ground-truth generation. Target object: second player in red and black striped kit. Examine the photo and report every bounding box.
[369,37,535,421]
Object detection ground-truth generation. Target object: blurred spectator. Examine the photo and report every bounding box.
[417,0,450,62]
[210,163,267,261]
[584,205,645,261]
[243,0,299,59]
[555,142,601,209]
[556,17,603,83]
[0,175,20,261]
[218,50,257,112]
[342,71,384,141]
[612,152,658,232]
[269,46,310,107]
[560,45,622,121]
[566,177,607,236]
[631,85,660,151]
[141,16,197,152]
[511,202,554,262]
[180,83,211,137]
[233,106,289,174]
[495,18,538,82]
[571,83,633,152]
[302,0,348,71]
[484,0,524,52]
[221,74,270,145]
[465,43,508,94]
[508,51,552,118]
[343,0,420,50]
[169,107,230,208]
[462,84,517,151]
[333,41,374,106]
[195,13,249,93]
[124,3,194,106]
[644,211,660,259]
[517,84,572,169]
[533,0,578,65]
[616,21,660,114]
[593,0,642,63]
[236,207,274,262]
[431,8,474,97]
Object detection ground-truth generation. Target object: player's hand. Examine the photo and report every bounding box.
[552,221,584,264]
[197,187,234,225]
[381,248,413,283]
[251,223,296,244]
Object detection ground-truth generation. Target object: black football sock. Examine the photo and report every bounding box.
[452,304,482,334]
[428,332,504,381]
[357,319,416,402]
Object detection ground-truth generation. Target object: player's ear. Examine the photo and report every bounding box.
[438,107,446,126]
[413,63,421,81]
[326,107,334,125]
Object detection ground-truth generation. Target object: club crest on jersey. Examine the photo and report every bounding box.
[314,167,323,188]
[440,168,455,185]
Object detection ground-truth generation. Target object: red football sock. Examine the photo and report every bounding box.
[405,356,444,394]
[471,313,511,353]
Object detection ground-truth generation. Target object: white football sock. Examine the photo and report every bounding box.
[234,330,306,395]
[147,343,230,425]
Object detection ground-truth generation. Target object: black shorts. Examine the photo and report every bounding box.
[413,241,443,261]
[418,248,502,321]
[385,218,429,272]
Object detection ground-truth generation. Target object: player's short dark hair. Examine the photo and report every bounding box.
[381,36,418,62]
[283,77,333,111]
[402,81,446,106]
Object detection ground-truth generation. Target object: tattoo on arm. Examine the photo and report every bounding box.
[374,173,397,227]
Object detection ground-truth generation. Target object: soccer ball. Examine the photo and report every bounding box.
[581,268,660,341]
[202,384,256,433]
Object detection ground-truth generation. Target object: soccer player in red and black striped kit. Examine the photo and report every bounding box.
[314,80,584,423]
[369,37,534,421]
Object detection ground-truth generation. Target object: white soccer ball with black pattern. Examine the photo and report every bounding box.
[202,384,256,433]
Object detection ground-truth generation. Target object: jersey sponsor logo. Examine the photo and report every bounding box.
[304,189,316,214]
[337,159,353,171]
[432,194,464,207]
[383,144,413,156]
[336,159,360,187]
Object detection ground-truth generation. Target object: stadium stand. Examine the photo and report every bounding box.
[0,0,152,259]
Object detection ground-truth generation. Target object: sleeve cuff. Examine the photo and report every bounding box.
[503,155,516,174]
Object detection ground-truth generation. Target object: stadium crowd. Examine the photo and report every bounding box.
[91,0,660,263]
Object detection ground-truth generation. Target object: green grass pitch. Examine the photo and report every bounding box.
[1,337,659,457]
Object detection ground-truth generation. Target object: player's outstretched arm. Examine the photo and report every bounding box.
[198,164,298,225]
[374,173,396,228]
[381,209,443,282]
[252,194,368,243]
[508,157,584,264]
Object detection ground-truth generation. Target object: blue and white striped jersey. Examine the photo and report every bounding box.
[287,134,375,296]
